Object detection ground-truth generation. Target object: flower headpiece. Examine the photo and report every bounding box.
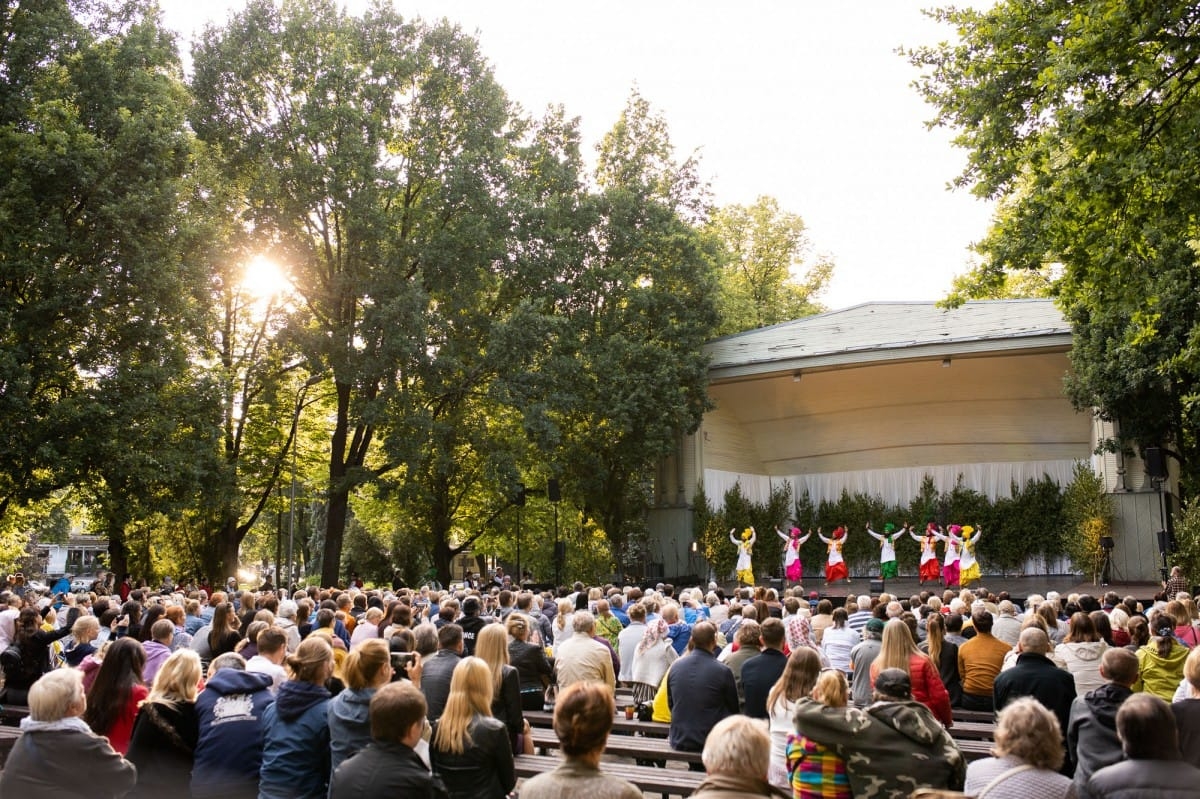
[741,528,753,541]
[790,526,802,539]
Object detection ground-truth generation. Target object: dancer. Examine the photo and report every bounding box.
[776,525,812,586]
[729,527,757,587]
[942,525,962,588]
[910,523,943,585]
[865,522,902,580]
[818,526,850,585]
[958,525,982,587]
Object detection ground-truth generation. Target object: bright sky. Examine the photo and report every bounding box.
[159,0,994,310]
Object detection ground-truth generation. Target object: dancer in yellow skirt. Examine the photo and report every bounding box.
[729,527,757,586]
[958,525,982,587]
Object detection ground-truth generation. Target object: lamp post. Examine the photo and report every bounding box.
[549,478,561,587]
[514,483,525,587]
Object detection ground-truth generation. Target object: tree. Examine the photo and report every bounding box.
[706,196,832,335]
[0,1,206,577]
[908,2,1200,497]
[528,93,722,573]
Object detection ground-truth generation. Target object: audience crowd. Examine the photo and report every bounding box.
[2,570,1200,798]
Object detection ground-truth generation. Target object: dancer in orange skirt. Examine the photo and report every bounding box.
[818,526,850,584]
[910,522,943,585]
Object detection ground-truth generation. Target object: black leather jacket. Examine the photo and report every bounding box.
[430,714,515,799]
[330,741,448,799]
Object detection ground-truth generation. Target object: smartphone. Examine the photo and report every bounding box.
[390,651,417,671]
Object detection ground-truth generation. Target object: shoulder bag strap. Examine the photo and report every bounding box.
[976,763,1035,799]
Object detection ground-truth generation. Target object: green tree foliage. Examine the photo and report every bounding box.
[908,2,1200,497]
[0,1,208,578]
[1061,461,1115,578]
[706,196,832,335]
[530,93,722,575]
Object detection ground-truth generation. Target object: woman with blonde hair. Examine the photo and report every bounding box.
[964,697,1072,798]
[765,647,822,789]
[788,668,851,799]
[259,637,335,799]
[476,622,528,754]
[328,638,401,775]
[506,613,553,710]
[870,618,952,725]
[126,649,202,799]
[553,598,574,647]
[430,656,516,799]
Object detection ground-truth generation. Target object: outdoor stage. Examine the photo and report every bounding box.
[764,575,1164,607]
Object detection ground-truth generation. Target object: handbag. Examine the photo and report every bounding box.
[636,701,653,722]
[975,763,1034,799]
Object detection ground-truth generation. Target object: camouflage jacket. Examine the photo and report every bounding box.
[792,697,965,799]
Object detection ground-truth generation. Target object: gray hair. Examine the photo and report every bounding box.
[572,610,596,635]
[207,651,247,678]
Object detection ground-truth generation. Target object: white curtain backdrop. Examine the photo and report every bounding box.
[704,459,1082,510]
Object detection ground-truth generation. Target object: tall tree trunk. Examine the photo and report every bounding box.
[322,382,352,588]
[108,533,129,586]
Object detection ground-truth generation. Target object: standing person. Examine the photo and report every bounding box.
[555,612,615,690]
[192,653,275,799]
[777,526,811,586]
[1164,564,1190,598]
[421,623,465,722]
[911,523,943,585]
[475,623,527,755]
[869,618,952,727]
[1068,648,1140,796]
[83,636,148,755]
[942,525,963,588]
[818,526,850,585]
[866,522,902,581]
[958,525,983,587]
[957,610,1012,711]
[329,681,447,799]
[518,682,642,799]
[0,668,137,799]
[258,637,335,799]
[631,617,678,704]
[964,698,1073,799]
[430,657,516,799]
[730,527,757,587]
[667,621,739,755]
[206,601,242,658]
[126,649,203,799]
[1,603,81,703]
[616,602,648,685]
[765,647,821,790]
[1082,693,1200,799]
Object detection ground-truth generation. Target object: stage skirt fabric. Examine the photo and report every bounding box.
[825,561,849,583]
[959,561,980,586]
[786,558,803,582]
[737,567,755,585]
[943,561,960,587]
[880,560,898,580]
[919,559,941,583]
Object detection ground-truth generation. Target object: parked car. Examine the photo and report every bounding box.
[70,574,101,593]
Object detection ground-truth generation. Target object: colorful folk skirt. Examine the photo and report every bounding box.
[825,561,848,583]
[880,560,898,579]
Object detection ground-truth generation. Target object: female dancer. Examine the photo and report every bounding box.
[910,523,943,585]
[942,525,963,588]
[776,525,811,586]
[729,527,757,586]
[865,522,902,580]
[958,525,982,587]
[818,526,850,585]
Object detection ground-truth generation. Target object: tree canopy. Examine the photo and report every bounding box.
[909,2,1200,497]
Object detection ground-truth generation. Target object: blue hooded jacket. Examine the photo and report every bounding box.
[258,680,332,799]
[192,668,275,799]
[327,686,377,777]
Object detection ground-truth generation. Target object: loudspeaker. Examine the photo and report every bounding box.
[1157,530,1174,554]
[553,542,566,561]
[547,478,561,503]
[1100,536,1114,550]
[870,579,885,594]
[1144,447,1168,479]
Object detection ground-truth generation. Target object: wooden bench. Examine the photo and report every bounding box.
[954,738,991,761]
[947,720,995,740]
[0,725,21,767]
[526,709,671,737]
[515,752,703,796]
[530,727,703,765]
[0,705,29,727]
[952,708,995,724]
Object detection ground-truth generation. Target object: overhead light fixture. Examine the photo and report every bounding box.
[941,358,951,368]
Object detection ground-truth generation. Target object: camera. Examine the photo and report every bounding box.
[390,651,417,679]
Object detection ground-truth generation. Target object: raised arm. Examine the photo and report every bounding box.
[817,528,832,545]
[776,527,790,543]
[729,528,738,546]
[797,530,812,545]
[865,522,883,542]
[748,527,757,546]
